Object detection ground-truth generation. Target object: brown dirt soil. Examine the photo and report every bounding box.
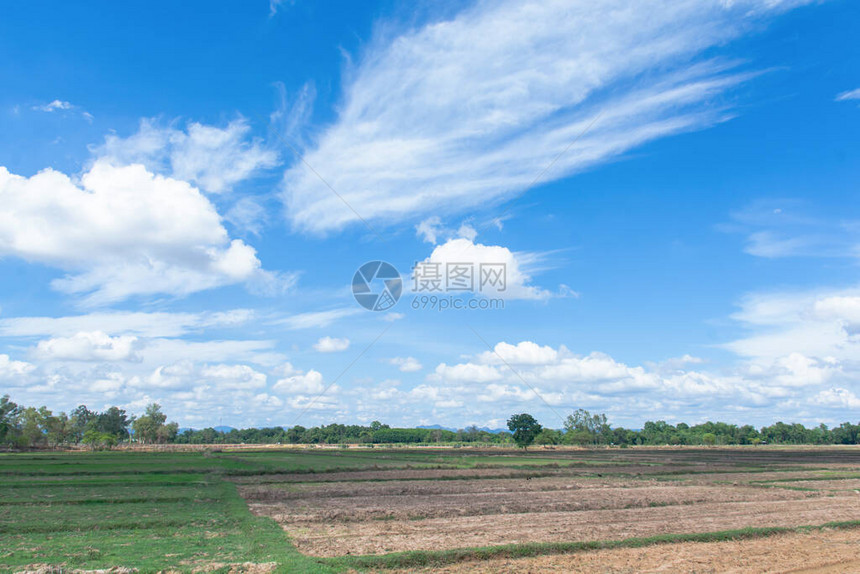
[244,481,816,523]
[275,495,860,556]
[230,467,562,484]
[386,528,860,573]
[236,449,860,560]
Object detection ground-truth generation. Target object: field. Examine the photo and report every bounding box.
[2,447,860,572]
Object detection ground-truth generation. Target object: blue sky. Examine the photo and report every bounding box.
[1,0,859,430]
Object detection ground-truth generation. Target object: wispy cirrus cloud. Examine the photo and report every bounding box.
[836,88,860,101]
[282,0,815,234]
[33,100,73,112]
[32,99,93,122]
[98,118,278,194]
[720,199,860,259]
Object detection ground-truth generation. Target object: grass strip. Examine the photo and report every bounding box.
[0,496,223,505]
[325,520,860,571]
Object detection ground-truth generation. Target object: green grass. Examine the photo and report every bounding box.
[0,451,347,572]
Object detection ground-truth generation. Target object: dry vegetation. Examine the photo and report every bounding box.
[237,447,860,571]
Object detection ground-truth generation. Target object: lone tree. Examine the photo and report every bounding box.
[507,413,542,449]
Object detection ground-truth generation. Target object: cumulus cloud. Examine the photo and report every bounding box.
[388,356,423,372]
[313,336,350,352]
[724,287,860,360]
[0,161,275,305]
[425,338,855,423]
[0,354,35,380]
[98,118,278,194]
[34,331,141,362]
[283,0,813,233]
[200,364,267,390]
[418,237,551,299]
[812,387,860,409]
[273,367,327,395]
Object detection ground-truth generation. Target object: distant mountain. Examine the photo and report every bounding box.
[417,424,455,431]
[178,425,236,433]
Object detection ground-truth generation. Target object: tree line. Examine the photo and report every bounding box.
[0,395,178,449]
[507,409,860,449]
[3,395,860,449]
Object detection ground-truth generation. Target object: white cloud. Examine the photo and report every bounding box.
[836,88,860,101]
[388,356,423,372]
[273,368,328,395]
[275,308,361,330]
[34,331,141,362]
[143,362,196,390]
[433,362,503,384]
[31,100,93,122]
[200,364,267,390]
[721,199,859,259]
[425,338,844,419]
[33,100,73,112]
[143,339,285,368]
[282,0,813,233]
[98,118,278,194]
[416,217,480,245]
[419,237,551,299]
[313,336,350,352]
[416,216,444,244]
[268,0,295,17]
[253,393,284,409]
[724,287,860,360]
[0,161,270,305]
[812,387,860,409]
[477,341,559,365]
[0,354,35,380]
[0,309,255,339]
[225,196,269,236]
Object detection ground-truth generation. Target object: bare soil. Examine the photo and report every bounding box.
[388,528,860,573]
[236,448,860,563]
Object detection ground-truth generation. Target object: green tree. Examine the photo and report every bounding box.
[95,406,130,439]
[19,407,44,448]
[38,407,68,448]
[564,409,610,445]
[82,430,117,450]
[534,428,561,445]
[131,403,176,444]
[702,432,716,446]
[0,395,21,446]
[507,413,542,449]
[69,405,97,443]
